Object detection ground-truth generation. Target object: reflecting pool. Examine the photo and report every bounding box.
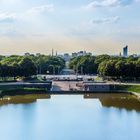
[0,94,140,140]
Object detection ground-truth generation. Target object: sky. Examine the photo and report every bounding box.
[0,0,140,55]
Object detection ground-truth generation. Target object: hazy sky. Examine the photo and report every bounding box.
[0,0,140,55]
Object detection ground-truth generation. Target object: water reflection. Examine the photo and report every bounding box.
[100,97,140,112]
[0,94,51,106]
[0,93,140,112]
[84,93,140,112]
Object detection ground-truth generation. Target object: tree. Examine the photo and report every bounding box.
[19,57,37,77]
[115,60,125,78]
[69,55,97,74]
[95,55,110,66]
[98,60,117,78]
[135,60,140,79]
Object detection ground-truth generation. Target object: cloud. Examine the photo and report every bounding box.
[0,0,19,5]
[0,12,16,23]
[84,0,134,9]
[28,4,54,14]
[91,16,120,24]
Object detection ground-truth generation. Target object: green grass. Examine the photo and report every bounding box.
[1,88,47,95]
[114,85,140,93]
[94,76,103,82]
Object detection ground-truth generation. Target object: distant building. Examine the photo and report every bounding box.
[86,52,92,56]
[63,53,71,61]
[24,53,31,56]
[24,53,35,57]
[77,51,86,56]
[132,54,138,58]
[58,54,63,58]
[71,51,92,58]
[123,45,128,57]
[72,53,77,58]
[36,53,41,56]
[58,51,93,61]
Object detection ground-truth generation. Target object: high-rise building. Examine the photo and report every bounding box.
[123,45,128,57]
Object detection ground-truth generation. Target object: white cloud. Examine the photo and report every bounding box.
[0,0,20,4]
[84,0,134,9]
[91,16,120,24]
[0,12,16,22]
[28,4,54,14]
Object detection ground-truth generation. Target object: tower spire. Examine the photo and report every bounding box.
[52,49,54,56]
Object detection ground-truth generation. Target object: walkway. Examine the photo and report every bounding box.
[52,81,82,91]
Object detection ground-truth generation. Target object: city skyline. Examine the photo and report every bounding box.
[0,0,140,55]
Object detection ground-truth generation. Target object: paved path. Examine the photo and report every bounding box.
[38,74,97,81]
[107,81,140,85]
[52,81,82,91]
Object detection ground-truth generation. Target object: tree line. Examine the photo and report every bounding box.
[1,53,140,81]
[69,55,140,80]
[98,57,140,80]
[0,54,65,80]
[69,55,110,74]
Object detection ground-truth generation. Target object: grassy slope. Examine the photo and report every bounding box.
[0,88,47,97]
[115,85,140,93]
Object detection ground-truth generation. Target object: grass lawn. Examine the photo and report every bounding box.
[1,87,46,92]
[0,88,47,97]
[114,85,140,93]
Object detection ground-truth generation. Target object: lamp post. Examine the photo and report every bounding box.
[46,71,49,74]
[49,65,55,75]
[75,65,83,75]
[56,66,60,75]
[81,66,83,75]
[76,64,79,76]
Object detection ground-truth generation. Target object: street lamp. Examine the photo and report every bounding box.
[46,71,49,74]
[81,66,83,75]
[49,65,55,75]
[55,66,60,75]
[75,65,83,75]
[76,64,79,76]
